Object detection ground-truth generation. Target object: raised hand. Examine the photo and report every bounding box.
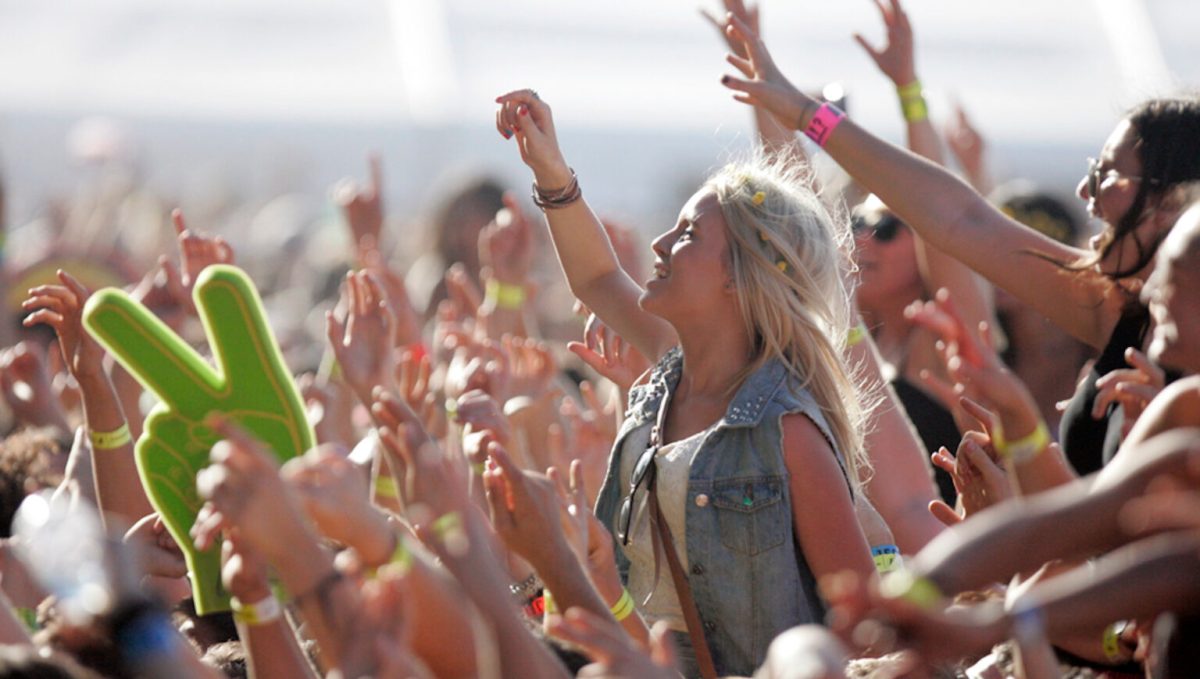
[559,392,616,505]
[503,334,557,400]
[1093,347,1165,437]
[124,513,188,580]
[719,13,811,129]
[482,440,574,571]
[479,193,536,287]
[853,0,917,87]
[281,445,395,567]
[173,209,235,296]
[84,265,315,612]
[568,313,649,394]
[701,0,759,60]
[945,103,991,192]
[334,154,385,254]
[548,611,678,679]
[23,270,106,381]
[129,256,189,331]
[0,341,71,433]
[495,89,573,189]
[908,290,1042,442]
[929,429,1011,526]
[191,417,309,565]
[326,270,398,407]
[359,242,422,349]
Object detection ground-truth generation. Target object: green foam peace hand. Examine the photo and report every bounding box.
[83,265,314,613]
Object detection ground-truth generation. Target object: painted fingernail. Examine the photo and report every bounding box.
[502,128,513,139]
[721,75,731,84]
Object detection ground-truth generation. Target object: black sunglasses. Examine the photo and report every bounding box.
[616,441,658,546]
[617,392,673,546]
[852,213,903,243]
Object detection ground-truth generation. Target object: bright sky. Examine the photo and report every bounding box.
[0,0,1196,225]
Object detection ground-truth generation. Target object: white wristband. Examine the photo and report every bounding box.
[231,594,282,626]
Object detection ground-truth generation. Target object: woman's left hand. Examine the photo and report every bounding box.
[720,13,813,129]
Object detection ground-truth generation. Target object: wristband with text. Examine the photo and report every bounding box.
[803,103,846,148]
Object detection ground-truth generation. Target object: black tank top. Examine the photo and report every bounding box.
[1059,307,1149,475]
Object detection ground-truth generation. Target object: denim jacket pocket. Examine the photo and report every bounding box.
[712,477,787,556]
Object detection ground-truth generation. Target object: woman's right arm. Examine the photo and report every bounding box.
[495,90,677,362]
[719,17,1122,349]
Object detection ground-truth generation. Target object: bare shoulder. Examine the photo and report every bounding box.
[780,413,837,467]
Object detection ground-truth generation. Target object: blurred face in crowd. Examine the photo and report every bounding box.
[852,209,920,312]
[641,189,734,325]
[1143,204,1200,373]
[1078,119,1169,277]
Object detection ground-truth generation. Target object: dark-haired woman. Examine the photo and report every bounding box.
[720,15,1200,475]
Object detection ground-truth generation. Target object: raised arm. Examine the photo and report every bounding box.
[22,271,154,526]
[494,90,676,361]
[909,427,1200,596]
[720,17,1120,348]
[853,0,994,342]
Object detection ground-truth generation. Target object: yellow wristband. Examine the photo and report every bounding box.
[900,96,928,123]
[543,589,558,614]
[993,420,1051,463]
[896,80,923,100]
[485,279,526,311]
[375,475,400,499]
[1102,620,1132,662]
[231,594,282,626]
[90,423,132,450]
[880,571,942,610]
[609,588,636,622]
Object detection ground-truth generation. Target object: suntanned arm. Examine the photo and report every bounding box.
[910,427,1200,596]
[721,25,1123,348]
[849,329,945,553]
[782,414,877,583]
[496,91,677,363]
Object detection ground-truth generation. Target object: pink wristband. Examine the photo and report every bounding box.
[804,102,846,148]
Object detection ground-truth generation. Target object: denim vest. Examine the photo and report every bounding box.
[594,347,849,678]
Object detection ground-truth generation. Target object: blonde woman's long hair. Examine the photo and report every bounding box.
[706,158,872,489]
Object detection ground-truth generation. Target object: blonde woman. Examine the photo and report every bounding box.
[494,90,875,678]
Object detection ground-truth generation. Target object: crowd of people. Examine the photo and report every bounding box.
[0,1,1198,677]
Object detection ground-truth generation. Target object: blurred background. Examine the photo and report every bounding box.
[0,0,1196,248]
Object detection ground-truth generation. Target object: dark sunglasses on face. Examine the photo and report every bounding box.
[852,213,903,243]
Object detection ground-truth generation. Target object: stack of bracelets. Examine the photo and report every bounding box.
[531,169,582,210]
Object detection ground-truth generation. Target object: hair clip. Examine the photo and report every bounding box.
[752,191,766,206]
